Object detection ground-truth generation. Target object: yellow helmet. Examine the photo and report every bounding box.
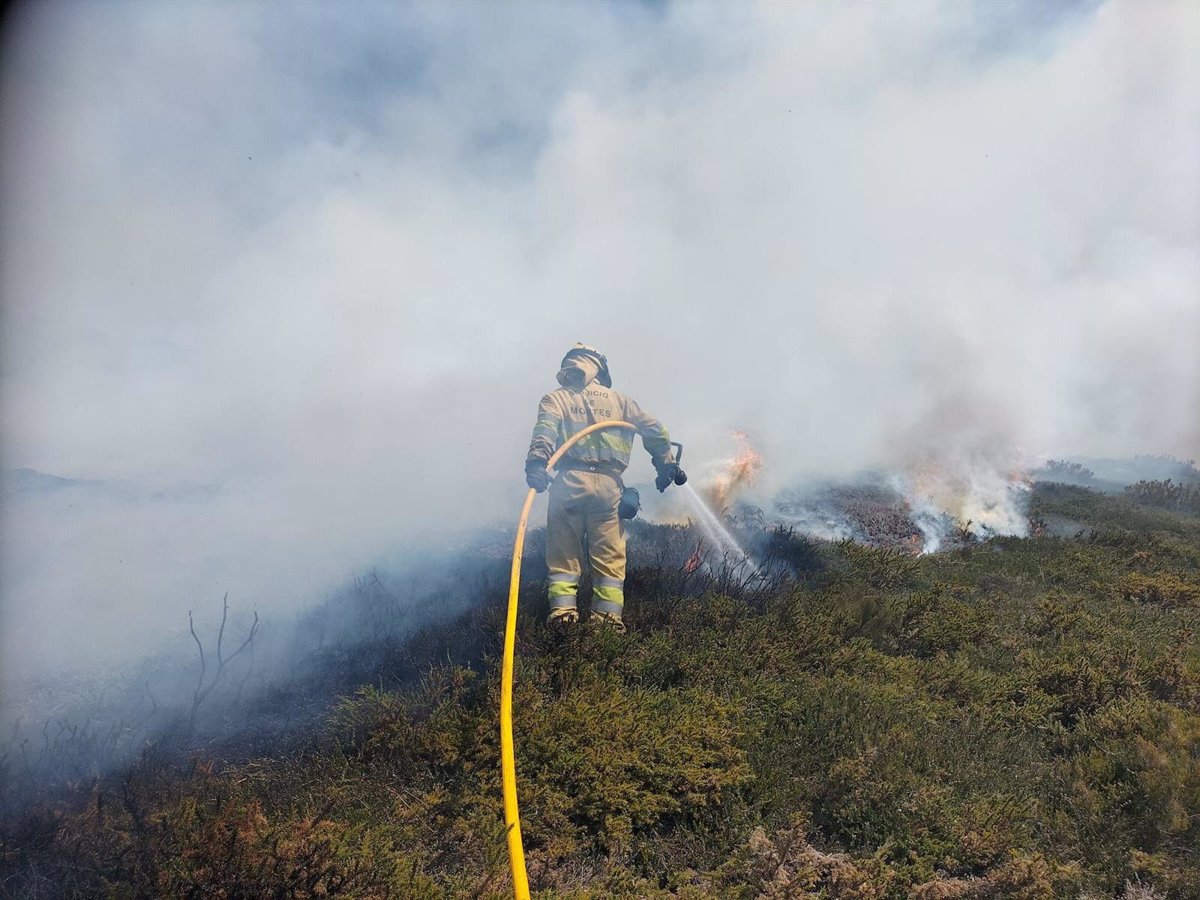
[560,342,612,388]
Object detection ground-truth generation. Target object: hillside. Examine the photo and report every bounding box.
[2,481,1198,899]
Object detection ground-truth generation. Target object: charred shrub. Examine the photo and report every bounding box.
[752,525,824,577]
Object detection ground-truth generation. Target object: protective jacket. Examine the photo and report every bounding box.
[526,352,674,624]
[526,371,673,473]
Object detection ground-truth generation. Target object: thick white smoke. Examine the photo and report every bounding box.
[1,1,1197,694]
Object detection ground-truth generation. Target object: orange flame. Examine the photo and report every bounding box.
[707,431,763,512]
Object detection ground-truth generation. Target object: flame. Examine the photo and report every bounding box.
[706,431,763,512]
[684,542,704,574]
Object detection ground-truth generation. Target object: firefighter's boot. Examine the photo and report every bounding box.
[590,610,627,634]
[547,606,580,628]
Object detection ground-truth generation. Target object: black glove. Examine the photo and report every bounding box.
[525,460,550,493]
[654,462,682,493]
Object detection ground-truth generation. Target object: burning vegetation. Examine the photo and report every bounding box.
[690,433,1035,555]
[704,430,763,512]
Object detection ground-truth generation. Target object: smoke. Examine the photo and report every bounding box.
[2,1,1199,695]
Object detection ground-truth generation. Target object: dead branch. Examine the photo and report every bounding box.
[187,594,261,736]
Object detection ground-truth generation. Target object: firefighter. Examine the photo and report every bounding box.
[525,343,680,632]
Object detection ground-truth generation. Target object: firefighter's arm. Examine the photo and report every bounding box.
[623,395,673,467]
[525,394,561,492]
[527,393,563,464]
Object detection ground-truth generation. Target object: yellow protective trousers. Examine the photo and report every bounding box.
[546,467,626,618]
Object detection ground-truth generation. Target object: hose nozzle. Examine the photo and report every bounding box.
[656,441,688,492]
[671,441,686,485]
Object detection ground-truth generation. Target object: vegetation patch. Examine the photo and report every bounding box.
[2,483,1199,898]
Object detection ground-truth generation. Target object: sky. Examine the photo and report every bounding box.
[1,0,1198,692]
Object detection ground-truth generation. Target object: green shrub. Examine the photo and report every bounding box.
[1121,572,1200,608]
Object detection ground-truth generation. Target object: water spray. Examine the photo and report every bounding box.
[682,481,751,564]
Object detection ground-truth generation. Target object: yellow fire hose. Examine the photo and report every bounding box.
[502,420,636,900]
